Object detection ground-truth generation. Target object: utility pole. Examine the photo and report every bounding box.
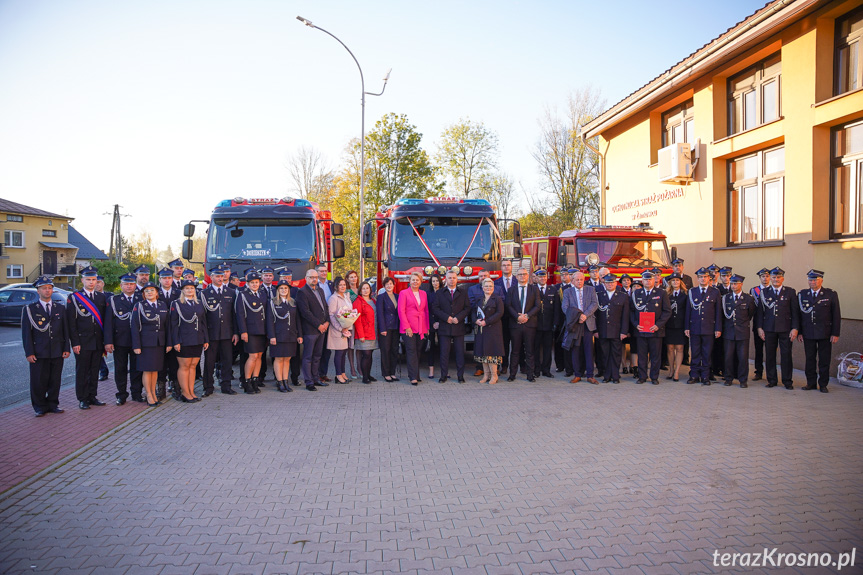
[104,205,130,264]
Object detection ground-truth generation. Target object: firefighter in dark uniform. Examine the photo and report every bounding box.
[201,265,239,395]
[278,267,303,386]
[133,264,151,292]
[721,274,757,388]
[532,269,556,378]
[157,267,181,399]
[629,270,671,385]
[66,265,108,409]
[595,273,630,383]
[552,268,574,375]
[755,267,800,390]
[22,276,70,416]
[168,258,185,290]
[671,258,694,289]
[797,269,841,393]
[749,267,771,381]
[710,265,733,379]
[104,273,144,404]
[684,267,722,385]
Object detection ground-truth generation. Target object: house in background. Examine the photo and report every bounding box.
[68,225,108,272]
[0,198,77,285]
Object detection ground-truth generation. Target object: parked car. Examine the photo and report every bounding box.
[0,288,69,325]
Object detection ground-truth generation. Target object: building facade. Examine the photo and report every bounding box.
[0,198,77,285]
[584,0,863,371]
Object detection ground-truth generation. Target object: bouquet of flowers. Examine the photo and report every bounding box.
[335,308,360,330]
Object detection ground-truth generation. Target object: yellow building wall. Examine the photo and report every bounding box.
[0,213,72,283]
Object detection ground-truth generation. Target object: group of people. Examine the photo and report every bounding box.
[21,256,842,417]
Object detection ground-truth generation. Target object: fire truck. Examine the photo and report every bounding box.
[362,197,521,293]
[181,197,344,286]
[509,223,674,284]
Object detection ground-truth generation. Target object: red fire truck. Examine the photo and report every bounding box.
[362,197,521,293]
[510,223,674,284]
[181,197,344,286]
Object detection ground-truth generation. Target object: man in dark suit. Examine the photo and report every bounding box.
[432,270,470,382]
[684,267,723,385]
[797,269,841,393]
[66,266,109,409]
[533,269,556,378]
[278,267,302,386]
[201,265,239,396]
[505,267,540,382]
[630,270,672,385]
[156,268,181,399]
[671,258,694,290]
[297,269,330,391]
[104,274,143,404]
[755,267,800,390]
[552,268,574,375]
[595,274,630,383]
[494,259,517,371]
[315,264,334,383]
[721,274,757,388]
[23,276,70,416]
[749,268,771,380]
[562,271,599,383]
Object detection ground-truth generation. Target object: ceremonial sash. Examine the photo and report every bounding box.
[73,292,103,330]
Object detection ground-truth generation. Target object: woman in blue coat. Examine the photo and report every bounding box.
[266,279,302,393]
[376,276,400,382]
[170,280,209,402]
[235,272,268,394]
[132,283,171,407]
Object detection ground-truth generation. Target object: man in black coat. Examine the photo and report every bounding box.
[279,267,302,386]
[66,266,109,409]
[505,267,540,382]
[22,276,70,416]
[432,271,470,382]
[494,259,517,371]
[630,271,672,385]
[296,269,330,391]
[201,265,239,395]
[721,274,757,388]
[755,267,800,390]
[156,268,181,399]
[749,267,771,380]
[533,269,556,378]
[595,274,630,383]
[684,268,723,385]
[552,268,574,375]
[104,274,143,404]
[797,269,841,393]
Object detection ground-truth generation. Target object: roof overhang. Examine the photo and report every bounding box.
[39,242,78,250]
[583,0,821,139]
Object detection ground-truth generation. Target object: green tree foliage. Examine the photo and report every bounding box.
[93,260,130,293]
[436,118,499,198]
[122,231,158,270]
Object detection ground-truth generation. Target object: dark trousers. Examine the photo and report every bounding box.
[571,332,595,378]
[204,338,234,392]
[595,331,607,372]
[113,346,142,400]
[427,329,438,367]
[334,349,347,374]
[439,334,465,379]
[402,333,422,382]
[803,338,832,389]
[752,326,764,376]
[259,347,268,379]
[597,338,623,381]
[289,350,301,384]
[636,337,662,381]
[358,349,374,381]
[302,333,325,385]
[534,330,554,376]
[318,347,331,378]
[99,357,109,379]
[158,349,179,384]
[30,357,63,412]
[764,331,793,386]
[553,329,569,372]
[723,337,750,383]
[379,331,399,377]
[711,337,724,376]
[690,334,715,381]
[509,325,535,378]
[682,334,690,365]
[75,349,101,402]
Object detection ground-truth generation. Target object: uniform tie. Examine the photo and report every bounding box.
[45,302,51,315]
[520,285,525,312]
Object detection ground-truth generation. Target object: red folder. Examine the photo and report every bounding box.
[639,312,655,331]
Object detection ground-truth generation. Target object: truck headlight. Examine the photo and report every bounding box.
[463,266,473,276]
[424,266,434,276]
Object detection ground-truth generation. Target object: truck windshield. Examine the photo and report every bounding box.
[391,217,499,261]
[207,218,316,261]
[575,238,670,268]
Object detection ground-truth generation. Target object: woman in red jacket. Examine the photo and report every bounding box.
[353,281,378,384]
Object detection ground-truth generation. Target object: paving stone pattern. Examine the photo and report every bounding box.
[1,367,862,574]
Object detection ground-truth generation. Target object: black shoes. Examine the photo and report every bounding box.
[458,377,466,383]
[90,398,106,406]
[820,387,829,393]
[316,381,329,387]
[147,401,160,407]
[752,374,762,381]
[242,381,254,394]
[34,409,45,417]
[306,385,317,391]
[79,401,90,410]
[740,382,748,388]
[527,377,536,382]
[507,375,516,382]
[702,380,711,386]
[650,380,659,385]
[98,374,109,381]
[636,380,645,384]
[221,388,238,395]
[724,381,732,386]
[411,381,418,386]
[203,390,213,397]
[785,385,794,390]
[766,383,777,388]
[335,376,349,384]
[439,376,448,383]
[131,396,146,403]
[686,378,697,384]
[803,385,817,390]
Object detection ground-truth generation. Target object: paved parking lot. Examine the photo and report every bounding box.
[0,364,861,574]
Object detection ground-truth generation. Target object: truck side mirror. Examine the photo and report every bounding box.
[183,223,195,238]
[512,222,522,244]
[332,239,345,259]
[362,246,374,260]
[182,239,193,260]
[331,223,344,237]
[361,221,373,245]
[513,246,523,259]
[557,245,566,265]
[671,246,678,261]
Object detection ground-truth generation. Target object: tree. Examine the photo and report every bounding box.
[479,173,518,230]
[122,231,157,270]
[436,118,499,198]
[532,87,604,228]
[287,145,333,200]
[92,260,129,293]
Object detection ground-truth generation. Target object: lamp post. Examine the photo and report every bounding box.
[297,16,390,279]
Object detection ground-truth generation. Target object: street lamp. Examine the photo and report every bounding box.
[297,15,390,279]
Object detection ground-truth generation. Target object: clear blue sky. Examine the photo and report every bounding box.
[0,0,763,253]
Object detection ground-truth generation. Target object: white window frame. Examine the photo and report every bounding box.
[4,230,24,248]
[728,146,785,245]
[6,264,23,278]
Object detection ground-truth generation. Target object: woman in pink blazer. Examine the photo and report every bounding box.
[398,271,429,385]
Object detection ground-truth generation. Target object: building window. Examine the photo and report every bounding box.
[728,54,781,135]
[728,146,785,245]
[6,214,23,222]
[831,119,863,237]
[4,230,24,248]
[42,229,57,237]
[661,101,695,148]
[6,264,23,278]
[835,8,863,96]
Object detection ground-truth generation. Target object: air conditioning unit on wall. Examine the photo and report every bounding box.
[658,142,693,183]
